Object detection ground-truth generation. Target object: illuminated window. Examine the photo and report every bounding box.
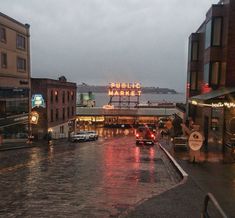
[55,91,58,102]
[71,91,74,100]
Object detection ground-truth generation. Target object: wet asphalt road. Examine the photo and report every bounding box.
[0,136,180,217]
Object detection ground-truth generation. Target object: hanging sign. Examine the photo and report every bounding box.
[32,94,46,108]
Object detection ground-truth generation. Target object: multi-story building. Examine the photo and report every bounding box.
[0,12,30,143]
[186,0,235,151]
[31,77,77,140]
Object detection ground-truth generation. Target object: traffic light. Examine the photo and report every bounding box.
[30,111,39,125]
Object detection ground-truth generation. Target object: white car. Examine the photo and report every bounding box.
[87,131,99,141]
[71,131,90,142]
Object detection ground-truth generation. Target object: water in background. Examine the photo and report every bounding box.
[78,92,186,107]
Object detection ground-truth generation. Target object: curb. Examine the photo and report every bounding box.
[159,143,188,184]
[120,143,188,218]
[0,144,41,152]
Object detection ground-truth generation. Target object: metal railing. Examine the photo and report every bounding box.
[201,193,227,218]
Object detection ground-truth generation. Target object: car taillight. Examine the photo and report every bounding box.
[151,134,155,138]
[136,133,139,138]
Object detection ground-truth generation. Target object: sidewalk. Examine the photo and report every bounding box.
[0,139,68,151]
[126,140,232,217]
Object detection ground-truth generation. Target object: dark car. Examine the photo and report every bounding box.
[135,125,155,145]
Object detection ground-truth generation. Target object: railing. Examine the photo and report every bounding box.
[201,193,227,218]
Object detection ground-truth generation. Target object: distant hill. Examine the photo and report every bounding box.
[77,83,177,94]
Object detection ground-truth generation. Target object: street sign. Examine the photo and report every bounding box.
[188,131,204,151]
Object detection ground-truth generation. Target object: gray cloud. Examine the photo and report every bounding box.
[0,0,218,91]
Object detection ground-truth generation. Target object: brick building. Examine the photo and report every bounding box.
[186,0,235,151]
[31,77,76,140]
[0,12,30,143]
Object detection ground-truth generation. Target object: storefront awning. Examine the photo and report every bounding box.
[189,87,235,105]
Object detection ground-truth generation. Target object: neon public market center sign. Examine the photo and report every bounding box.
[108,82,141,97]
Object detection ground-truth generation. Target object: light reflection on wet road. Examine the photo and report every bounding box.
[0,136,180,217]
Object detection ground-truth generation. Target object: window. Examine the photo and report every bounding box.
[204,62,221,88]
[71,91,74,101]
[204,63,210,85]
[205,17,222,49]
[67,91,70,102]
[17,57,26,71]
[211,62,220,86]
[220,62,226,86]
[0,27,6,42]
[72,106,74,116]
[191,41,199,61]
[56,108,59,121]
[16,34,26,49]
[205,20,212,49]
[55,91,58,102]
[190,72,198,91]
[67,107,70,118]
[1,53,7,68]
[51,109,54,122]
[60,126,64,134]
[212,17,222,46]
[50,90,53,103]
[62,91,65,103]
[63,108,65,120]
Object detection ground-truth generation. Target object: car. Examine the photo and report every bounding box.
[135,125,155,145]
[71,131,90,142]
[87,131,99,141]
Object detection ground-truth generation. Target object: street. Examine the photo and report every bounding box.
[0,134,181,217]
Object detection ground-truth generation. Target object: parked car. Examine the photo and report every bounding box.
[71,131,90,142]
[87,131,99,141]
[135,125,155,145]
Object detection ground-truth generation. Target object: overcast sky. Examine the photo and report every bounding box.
[1,0,218,92]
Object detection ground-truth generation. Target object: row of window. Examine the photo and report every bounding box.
[205,17,222,49]
[189,17,223,62]
[189,62,225,91]
[50,107,75,122]
[204,62,225,87]
[50,90,75,103]
[1,52,26,71]
[0,26,26,49]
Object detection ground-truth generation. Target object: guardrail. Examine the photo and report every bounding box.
[201,193,227,218]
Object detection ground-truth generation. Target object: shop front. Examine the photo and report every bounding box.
[188,88,235,153]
